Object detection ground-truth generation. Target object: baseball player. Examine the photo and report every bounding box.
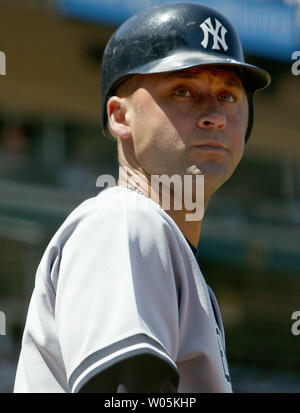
[13,3,271,393]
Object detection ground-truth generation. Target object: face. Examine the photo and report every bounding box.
[115,66,248,196]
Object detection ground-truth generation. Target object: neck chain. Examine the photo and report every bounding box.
[125,185,148,198]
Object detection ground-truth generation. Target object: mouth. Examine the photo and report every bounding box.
[193,141,228,152]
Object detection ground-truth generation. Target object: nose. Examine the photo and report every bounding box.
[197,95,226,130]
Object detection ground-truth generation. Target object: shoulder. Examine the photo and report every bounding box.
[40,187,192,287]
[76,186,183,248]
[38,186,184,269]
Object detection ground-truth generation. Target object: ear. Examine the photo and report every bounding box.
[107,96,131,140]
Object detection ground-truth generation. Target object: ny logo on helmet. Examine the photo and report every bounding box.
[200,17,228,52]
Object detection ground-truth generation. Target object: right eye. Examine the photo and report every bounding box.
[172,88,194,98]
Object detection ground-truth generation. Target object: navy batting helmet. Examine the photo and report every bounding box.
[101,2,271,142]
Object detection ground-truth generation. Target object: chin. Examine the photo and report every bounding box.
[197,166,229,189]
[194,161,227,176]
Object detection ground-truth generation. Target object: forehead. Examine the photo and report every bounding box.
[117,65,245,99]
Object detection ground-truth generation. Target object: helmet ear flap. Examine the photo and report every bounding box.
[245,89,254,144]
[231,67,253,144]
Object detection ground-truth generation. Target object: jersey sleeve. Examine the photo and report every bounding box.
[54,201,181,393]
[79,353,178,393]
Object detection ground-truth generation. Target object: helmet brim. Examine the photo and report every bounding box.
[135,52,269,87]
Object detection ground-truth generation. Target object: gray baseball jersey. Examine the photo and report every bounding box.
[13,186,232,393]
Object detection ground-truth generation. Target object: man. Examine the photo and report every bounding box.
[14,3,270,393]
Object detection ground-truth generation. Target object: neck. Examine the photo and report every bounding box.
[165,209,202,249]
[117,165,209,249]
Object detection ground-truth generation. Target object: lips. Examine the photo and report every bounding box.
[194,141,228,152]
[195,141,228,150]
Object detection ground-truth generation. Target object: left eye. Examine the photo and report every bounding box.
[173,88,193,97]
[219,94,235,103]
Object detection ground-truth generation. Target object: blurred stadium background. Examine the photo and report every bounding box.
[0,0,300,393]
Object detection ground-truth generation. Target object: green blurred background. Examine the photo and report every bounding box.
[0,0,299,393]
